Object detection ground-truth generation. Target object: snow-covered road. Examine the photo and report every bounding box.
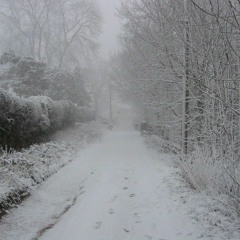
[1,125,219,240]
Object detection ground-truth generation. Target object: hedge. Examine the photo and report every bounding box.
[0,89,76,149]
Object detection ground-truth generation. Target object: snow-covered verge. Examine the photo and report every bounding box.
[175,149,240,231]
[0,122,105,217]
[144,134,240,239]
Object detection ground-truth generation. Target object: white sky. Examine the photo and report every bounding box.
[97,0,122,59]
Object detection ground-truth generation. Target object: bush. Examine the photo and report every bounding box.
[139,122,170,140]
[176,147,240,215]
[0,89,76,149]
[75,106,95,123]
[0,51,91,107]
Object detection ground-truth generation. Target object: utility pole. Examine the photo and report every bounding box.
[182,0,190,154]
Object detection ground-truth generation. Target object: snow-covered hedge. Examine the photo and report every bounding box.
[0,122,104,216]
[0,89,76,149]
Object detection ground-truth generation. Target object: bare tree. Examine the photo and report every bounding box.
[0,0,51,59]
[116,0,240,213]
[0,0,101,69]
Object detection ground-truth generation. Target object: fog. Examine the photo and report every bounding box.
[98,0,122,59]
[1,1,240,239]
[0,0,125,125]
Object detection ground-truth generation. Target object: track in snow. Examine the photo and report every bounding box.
[0,107,221,240]
[0,129,214,240]
[37,130,208,240]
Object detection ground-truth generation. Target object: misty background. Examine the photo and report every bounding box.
[98,0,121,59]
[2,1,240,233]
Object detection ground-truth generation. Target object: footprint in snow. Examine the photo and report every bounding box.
[123,187,128,190]
[94,221,102,230]
[108,208,114,214]
[134,212,141,219]
[110,194,118,202]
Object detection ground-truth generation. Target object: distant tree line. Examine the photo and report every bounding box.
[0,0,101,69]
[0,51,90,106]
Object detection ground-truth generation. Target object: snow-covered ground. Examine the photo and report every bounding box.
[0,108,239,240]
[0,122,104,216]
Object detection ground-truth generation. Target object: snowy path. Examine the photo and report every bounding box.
[0,127,218,240]
[38,131,205,240]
